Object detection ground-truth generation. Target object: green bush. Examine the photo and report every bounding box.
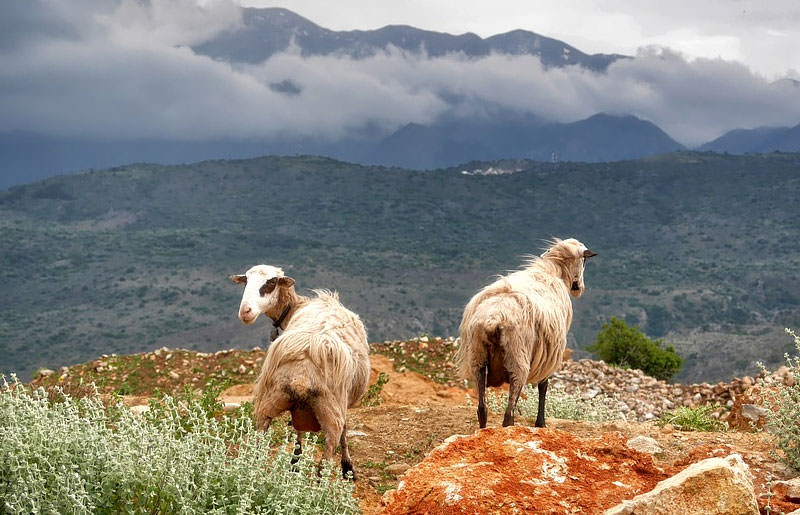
[761,328,800,470]
[657,405,725,432]
[0,375,360,514]
[588,317,683,381]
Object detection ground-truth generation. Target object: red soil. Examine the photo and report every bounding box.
[383,426,671,514]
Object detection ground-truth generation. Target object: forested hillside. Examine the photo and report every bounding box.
[1,152,798,382]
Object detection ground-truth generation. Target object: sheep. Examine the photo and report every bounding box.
[456,238,596,429]
[229,265,370,479]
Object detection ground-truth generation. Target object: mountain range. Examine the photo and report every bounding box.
[1,7,798,189]
[193,7,625,70]
[700,123,800,154]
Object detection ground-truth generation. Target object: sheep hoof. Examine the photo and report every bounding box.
[477,406,488,428]
[342,461,355,481]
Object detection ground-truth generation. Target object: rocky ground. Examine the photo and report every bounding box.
[30,336,800,514]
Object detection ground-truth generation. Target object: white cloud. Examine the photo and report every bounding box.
[102,0,243,47]
[1,0,799,147]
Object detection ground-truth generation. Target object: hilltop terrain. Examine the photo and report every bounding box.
[28,337,800,514]
[1,152,799,383]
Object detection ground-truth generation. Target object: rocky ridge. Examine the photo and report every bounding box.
[373,336,795,423]
[32,336,796,426]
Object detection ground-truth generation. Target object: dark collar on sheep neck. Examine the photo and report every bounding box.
[273,304,291,329]
[269,304,292,343]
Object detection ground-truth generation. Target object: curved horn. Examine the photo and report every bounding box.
[583,249,598,259]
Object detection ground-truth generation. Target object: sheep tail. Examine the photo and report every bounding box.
[482,312,505,343]
[457,303,505,383]
[306,332,352,389]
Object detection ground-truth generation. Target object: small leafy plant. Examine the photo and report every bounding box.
[361,372,389,407]
[657,405,726,432]
[0,375,360,514]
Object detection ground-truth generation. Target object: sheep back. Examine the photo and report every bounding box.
[457,267,573,386]
[253,290,370,412]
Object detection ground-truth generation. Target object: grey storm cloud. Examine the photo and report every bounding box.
[1,0,799,147]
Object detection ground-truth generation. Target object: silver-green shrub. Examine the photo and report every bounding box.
[761,328,800,470]
[0,376,360,514]
[486,383,624,422]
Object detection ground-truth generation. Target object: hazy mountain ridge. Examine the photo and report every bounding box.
[371,113,684,168]
[193,7,625,70]
[1,152,798,384]
[700,123,800,154]
[0,113,683,189]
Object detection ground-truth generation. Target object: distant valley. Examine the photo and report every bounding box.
[1,152,798,384]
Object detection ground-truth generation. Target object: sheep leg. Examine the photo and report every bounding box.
[502,376,525,427]
[253,391,290,431]
[340,422,355,480]
[314,402,346,477]
[290,431,303,465]
[476,363,488,429]
[535,378,549,428]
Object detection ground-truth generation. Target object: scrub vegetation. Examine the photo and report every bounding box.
[0,377,359,514]
[1,152,798,384]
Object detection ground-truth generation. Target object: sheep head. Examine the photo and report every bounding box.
[229,265,296,325]
[541,238,597,298]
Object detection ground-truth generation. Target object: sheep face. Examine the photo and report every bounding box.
[229,265,294,325]
[544,238,597,299]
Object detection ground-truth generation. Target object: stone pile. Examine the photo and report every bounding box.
[553,358,795,422]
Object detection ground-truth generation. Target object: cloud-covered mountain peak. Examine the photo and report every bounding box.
[193,7,624,70]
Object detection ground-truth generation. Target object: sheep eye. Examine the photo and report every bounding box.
[259,278,278,296]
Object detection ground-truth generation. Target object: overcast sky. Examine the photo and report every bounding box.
[1,0,799,148]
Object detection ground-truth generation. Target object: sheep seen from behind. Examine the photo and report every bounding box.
[457,238,596,429]
[230,265,370,479]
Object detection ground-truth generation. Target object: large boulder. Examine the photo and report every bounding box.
[382,426,669,514]
[604,454,758,515]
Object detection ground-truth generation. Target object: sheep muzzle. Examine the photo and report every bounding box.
[239,305,257,324]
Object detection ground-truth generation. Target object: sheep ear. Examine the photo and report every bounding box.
[583,250,597,259]
[278,277,295,288]
[229,274,247,284]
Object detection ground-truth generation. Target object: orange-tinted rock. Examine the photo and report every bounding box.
[604,454,758,515]
[727,386,777,431]
[382,426,668,514]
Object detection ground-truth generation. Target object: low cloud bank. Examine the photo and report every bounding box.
[1,0,798,147]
